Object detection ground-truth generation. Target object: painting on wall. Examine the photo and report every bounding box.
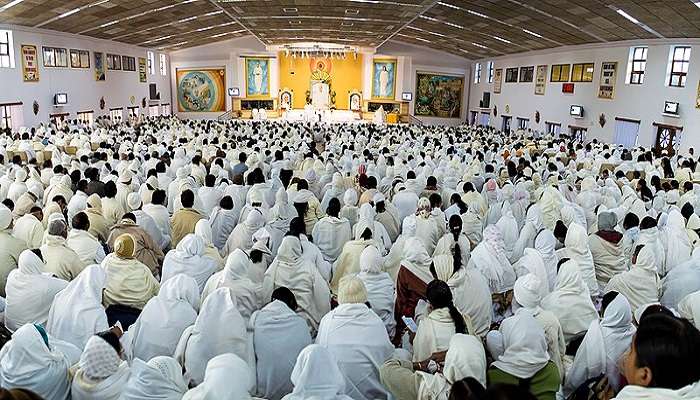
[20,45,39,82]
[415,72,464,118]
[535,65,547,95]
[138,57,147,83]
[94,52,105,81]
[696,81,700,109]
[245,57,270,98]
[493,69,503,94]
[279,89,293,110]
[176,68,226,112]
[598,61,617,100]
[371,59,396,99]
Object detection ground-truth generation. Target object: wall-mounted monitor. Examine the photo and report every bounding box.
[54,93,68,105]
[570,104,583,117]
[228,87,240,97]
[401,92,413,101]
[664,101,679,115]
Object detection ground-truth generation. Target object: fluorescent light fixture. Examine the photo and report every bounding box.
[492,35,511,44]
[99,20,119,28]
[523,28,542,38]
[203,10,223,16]
[437,1,460,10]
[0,0,24,12]
[178,16,197,23]
[467,9,488,18]
[57,8,81,18]
[694,1,700,9]
[413,37,431,43]
[616,9,639,24]
[471,42,488,49]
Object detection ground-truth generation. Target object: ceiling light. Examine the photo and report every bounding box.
[437,1,459,10]
[178,16,197,23]
[99,20,119,28]
[491,35,511,44]
[203,10,223,16]
[616,9,639,24]
[467,9,488,18]
[522,28,542,38]
[282,7,297,13]
[345,9,359,15]
[0,0,24,12]
[57,7,81,18]
[471,42,488,49]
[693,1,700,9]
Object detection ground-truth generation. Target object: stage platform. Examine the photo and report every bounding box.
[278,108,364,123]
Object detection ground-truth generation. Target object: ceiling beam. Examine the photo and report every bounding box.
[207,0,267,46]
[376,0,440,49]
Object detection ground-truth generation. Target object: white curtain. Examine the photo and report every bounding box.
[613,120,640,148]
[480,112,490,126]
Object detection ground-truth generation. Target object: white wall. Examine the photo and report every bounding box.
[169,37,471,125]
[0,24,171,127]
[470,38,700,151]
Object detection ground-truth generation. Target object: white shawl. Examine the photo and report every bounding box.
[161,234,218,293]
[468,225,516,294]
[120,357,188,400]
[489,309,551,379]
[559,222,599,296]
[282,345,353,400]
[182,353,253,400]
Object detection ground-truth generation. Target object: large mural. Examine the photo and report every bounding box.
[414,72,463,118]
[176,68,226,112]
[372,59,396,99]
[245,57,270,98]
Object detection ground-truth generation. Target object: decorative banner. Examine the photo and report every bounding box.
[138,57,147,83]
[94,52,105,81]
[176,68,226,112]
[598,61,617,99]
[20,44,39,82]
[415,72,464,118]
[696,81,700,109]
[562,83,575,94]
[535,65,547,95]
[245,57,270,98]
[371,59,397,99]
[493,69,503,94]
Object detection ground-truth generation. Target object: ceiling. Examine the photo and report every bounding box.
[2,0,700,59]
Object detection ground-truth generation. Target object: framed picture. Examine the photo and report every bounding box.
[176,68,227,112]
[349,92,362,111]
[505,68,518,83]
[245,57,270,98]
[138,57,147,83]
[519,66,534,83]
[493,69,503,93]
[20,44,39,82]
[598,62,617,99]
[94,52,105,81]
[535,65,547,95]
[415,72,464,118]
[70,49,90,68]
[562,83,575,94]
[572,63,594,82]
[279,89,293,110]
[551,64,570,82]
[371,59,397,99]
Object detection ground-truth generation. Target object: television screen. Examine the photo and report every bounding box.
[664,101,679,114]
[570,105,583,117]
[55,93,68,105]
[228,88,240,97]
[401,92,412,101]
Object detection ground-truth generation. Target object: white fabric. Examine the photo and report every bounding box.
[161,234,218,293]
[661,209,692,275]
[120,357,188,400]
[356,245,396,336]
[558,222,599,296]
[490,309,551,379]
[182,353,253,400]
[282,344,353,400]
[71,335,131,400]
[467,225,516,294]
[201,248,261,321]
[605,245,661,312]
[312,215,352,263]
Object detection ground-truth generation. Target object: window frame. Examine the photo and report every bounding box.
[147,51,155,75]
[669,46,691,88]
[519,66,534,83]
[629,46,648,85]
[159,54,167,76]
[550,64,571,83]
[77,110,94,125]
[122,55,136,72]
[571,63,595,82]
[0,30,15,69]
[517,117,530,130]
[505,67,518,83]
[43,46,68,68]
[69,49,90,69]
[474,62,482,84]
[106,54,122,70]
[1,105,12,130]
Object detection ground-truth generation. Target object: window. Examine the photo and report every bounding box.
[505,67,518,83]
[570,126,587,142]
[546,122,561,136]
[50,113,69,129]
[0,30,15,68]
[159,54,167,76]
[487,61,494,83]
[669,46,691,87]
[43,47,68,67]
[69,49,90,68]
[149,104,160,116]
[519,66,534,82]
[77,111,94,126]
[550,64,570,82]
[1,105,12,129]
[122,56,136,71]
[161,103,171,116]
[106,54,121,70]
[627,46,647,84]
[110,108,123,122]
[127,106,139,120]
[517,117,530,130]
[474,63,482,84]
[147,51,155,75]
[571,63,594,82]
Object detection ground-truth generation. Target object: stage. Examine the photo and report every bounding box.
[254,108,368,124]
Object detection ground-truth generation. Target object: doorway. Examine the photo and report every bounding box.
[654,123,682,156]
[502,116,512,132]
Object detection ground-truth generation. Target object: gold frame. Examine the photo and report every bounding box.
[279,88,293,110]
[244,57,271,99]
[348,90,362,111]
[20,44,39,82]
[371,58,397,100]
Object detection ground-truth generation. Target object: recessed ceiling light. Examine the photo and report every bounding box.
[616,8,639,24]
[57,7,81,19]
[0,0,24,13]
[437,1,459,10]
[289,20,301,24]
[341,21,354,26]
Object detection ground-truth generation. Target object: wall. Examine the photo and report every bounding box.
[469,38,700,151]
[0,24,171,127]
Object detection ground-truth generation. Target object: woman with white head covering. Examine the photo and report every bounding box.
[331,217,380,292]
[6,167,28,204]
[312,197,353,263]
[46,265,109,350]
[512,204,545,262]
[357,245,396,336]
[0,324,73,400]
[263,236,331,332]
[224,208,265,257]
[384,215,418,281]
[282,344,352,400]
[513,248,550,299]
[121,274,200,363]
[496,202,520,263]
[588,211,627,289]
[340,188,360,229]
[121,356,188,400]
[161,234,218,293]
[265,188,297,255]
[661,209,692,276]
[557,222,599,297]
[71,334,131,400]
[208,196,238,252]
[541,259,598,342]
[174,287,249,386]
[354,203,392,253]
[604,245,661,312]
[380,334,487,400]
[565,293,636,397]
[321,172,346,212]
[202,248,261,321]
[467,225,516,295]
[182,353,254,400]
[414,197,441,255]
[4,249,68,332]
[194,219,224,268]
[460,201,483,248]
[577,177,602,234]
[486,309,561,399]
[513,274,566,381]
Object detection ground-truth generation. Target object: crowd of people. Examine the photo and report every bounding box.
[0,115,697,400]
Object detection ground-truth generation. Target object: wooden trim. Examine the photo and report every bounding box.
[545,121,561,126]
[615,117,641,124]
[77,110,94,114]
[49,113,69,117]
[0,102,23,107]
[126,106,139,109]
[653,122,683,131]
[109,107,123,111]
[568,124,588,130]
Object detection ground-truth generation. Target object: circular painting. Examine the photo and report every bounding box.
[178,71,221,112]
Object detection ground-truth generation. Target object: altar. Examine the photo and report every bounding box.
[281,108,363,124]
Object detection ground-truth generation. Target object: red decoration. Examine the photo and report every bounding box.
[562,83,574,94]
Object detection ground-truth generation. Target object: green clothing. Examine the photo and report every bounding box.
[487,361,560,400]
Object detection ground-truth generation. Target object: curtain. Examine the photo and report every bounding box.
[613,119,640,148]
[480,112,490,127]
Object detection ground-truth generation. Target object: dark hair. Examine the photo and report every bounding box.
[633,314,700,389]
[448,377,486,400]
[2,199,13,211]
[601,291,619,315]
[638,304,674,323]
[681,203,695,221]
[219,196,233,210]
[623,213,640,230]
[122,212,136,223]
[288,216,306,237]
[327,197,341,217]
[426,280,466,334]
[429,192,442,208]
[485,384,537,400]
[104,181,117,198]
[180,189,195,208]
[271,287,298,311]
[293,201,309,219]
[640,216,657,230]
[205,174,216,187]
[151,189,166,206]
[95,330,122,355]
[0,388,45,400]
[72,212,90,231]
[553,220,568,241]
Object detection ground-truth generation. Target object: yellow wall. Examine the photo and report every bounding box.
[278,52,363,110]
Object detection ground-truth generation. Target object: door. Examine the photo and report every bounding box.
[655,125,679,156]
